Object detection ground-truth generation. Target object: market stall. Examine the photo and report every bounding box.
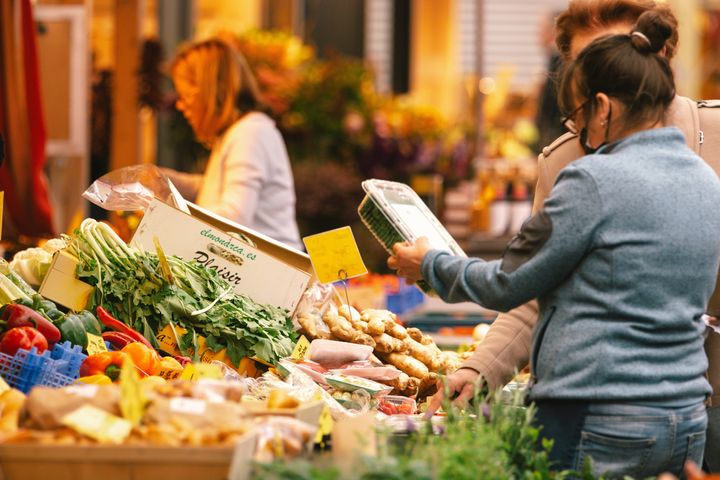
[0,170,533,480]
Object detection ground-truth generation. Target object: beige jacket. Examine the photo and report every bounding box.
[462,95,720,405]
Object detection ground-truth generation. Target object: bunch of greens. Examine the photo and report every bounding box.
[253,388,600,480]
[65,219,297,365]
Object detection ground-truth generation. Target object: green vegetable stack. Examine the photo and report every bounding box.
[64,219,297,366]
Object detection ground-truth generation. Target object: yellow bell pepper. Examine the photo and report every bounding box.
[77,374,112,385]
[159,356,183,370]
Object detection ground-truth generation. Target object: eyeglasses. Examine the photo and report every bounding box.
[560,99,592,134]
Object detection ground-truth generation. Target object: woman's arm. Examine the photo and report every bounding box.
[426,166,602,310]
[159,167,203,201]
[392,165,603,312]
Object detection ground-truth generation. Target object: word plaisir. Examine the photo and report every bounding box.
[192,251,243,285]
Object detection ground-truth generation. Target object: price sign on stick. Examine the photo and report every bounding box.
[303,227,367,284]
[86,333,108,356]
[291,335,310,360]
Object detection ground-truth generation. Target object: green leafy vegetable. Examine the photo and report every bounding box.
[64,219,297,365]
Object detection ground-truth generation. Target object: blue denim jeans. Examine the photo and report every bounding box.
[706,404,720,472]
[535,401,707,479]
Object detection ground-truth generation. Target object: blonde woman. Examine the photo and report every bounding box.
[163,38,302,250]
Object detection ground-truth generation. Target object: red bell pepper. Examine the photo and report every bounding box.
[96,306,154,349]
[101,331,136,350]
[0,326,48,356]
[1,304,61,347]
[79,351,129,381]
[174,355,192,366]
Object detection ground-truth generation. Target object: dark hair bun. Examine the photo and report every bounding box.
[631,11,673,54]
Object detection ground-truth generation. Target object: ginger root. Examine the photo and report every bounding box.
[404,337,442,371]
[360,309,391,336]
[372,333,408,354]
[407,327,433,345]
[323,309,375,347]
[385,372,420,397]
[296,312,331,340]
[383,353,429,379]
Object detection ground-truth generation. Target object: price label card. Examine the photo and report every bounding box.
[314,405,333,444]
[158,367,183,381]
[119,359,146,426]
[180,363,197,381]
[291,335,310,360]
[85,333,108,355]
[61,404,132,444]
[194,362,223,380]
[303,226,367,284]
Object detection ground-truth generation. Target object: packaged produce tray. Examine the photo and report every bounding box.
[358,179,466,294]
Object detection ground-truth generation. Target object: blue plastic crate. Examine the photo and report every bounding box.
[49,341,87,379]
[386,279,426,316]
[0,347,76,393]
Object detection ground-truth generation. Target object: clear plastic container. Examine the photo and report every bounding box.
[358,179,466,294]
[377,395,417,415]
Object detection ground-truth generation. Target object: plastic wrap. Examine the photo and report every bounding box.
[291,282,336,338]
[254,416,317,462]
[307,339,373,368]
[254,359,371,420]
[329,361,401,382]
[82,165,184,212]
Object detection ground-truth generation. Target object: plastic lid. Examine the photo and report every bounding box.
[360,179,466,257]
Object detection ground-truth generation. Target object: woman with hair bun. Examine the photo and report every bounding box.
[389,11,720,477]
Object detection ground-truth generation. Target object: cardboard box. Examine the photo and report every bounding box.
[0,429,257,480]
[132,199,313,312]
[38,250,94,311]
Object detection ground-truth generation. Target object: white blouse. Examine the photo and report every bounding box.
[167,112,302,250]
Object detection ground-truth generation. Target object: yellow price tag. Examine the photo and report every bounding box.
[0,375,10,395]
[119,359,146,426]
[291,335,310,360]
[180,363,197,381]
[61,404,132,444]
[158,367,183,381]
[303,226,367,284]
[85,333,108,355]
[314,405,333,444]
[193,362,223,379]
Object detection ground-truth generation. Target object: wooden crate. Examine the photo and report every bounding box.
[0,432,255,480]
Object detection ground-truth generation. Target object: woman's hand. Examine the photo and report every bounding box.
[387,237,431,285]
[425,368,484,417]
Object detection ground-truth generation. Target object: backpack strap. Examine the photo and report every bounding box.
[697,100,720,176]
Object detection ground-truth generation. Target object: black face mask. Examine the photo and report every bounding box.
[579,104,612,155]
